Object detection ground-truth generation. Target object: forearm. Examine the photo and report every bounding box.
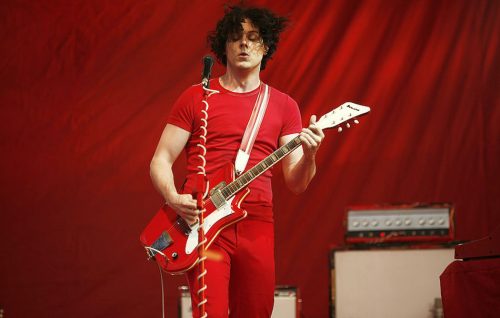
[150,156,199,223]
[150,157,178,203]
[286,153,317,194]
[150,124,198,222]
[284,115,324,194]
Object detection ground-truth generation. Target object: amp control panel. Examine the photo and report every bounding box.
[345,204,453,244]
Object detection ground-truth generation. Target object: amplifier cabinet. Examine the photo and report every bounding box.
[272,286,299,318]
[330,247,454,318]
[179,285,299,318]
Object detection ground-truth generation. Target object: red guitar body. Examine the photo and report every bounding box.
[140,163,249,274]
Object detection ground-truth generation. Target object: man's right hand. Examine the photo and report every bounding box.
[166,193,199,224]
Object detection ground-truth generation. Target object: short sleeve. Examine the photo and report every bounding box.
[280,95,302,136]
[167,86,197,132]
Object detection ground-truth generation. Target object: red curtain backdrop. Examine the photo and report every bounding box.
[1,0,498,317]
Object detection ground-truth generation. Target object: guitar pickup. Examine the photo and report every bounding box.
[210,181,226,195]
[210,188,227,209]
[147,231,173,259]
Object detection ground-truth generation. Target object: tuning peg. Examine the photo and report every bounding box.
[346,123,351,128]
[338,127,343,133]
[354,119,359,124]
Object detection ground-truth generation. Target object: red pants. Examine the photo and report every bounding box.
[186,219,275,318]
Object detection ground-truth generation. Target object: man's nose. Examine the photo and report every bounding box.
[239,36,249,46]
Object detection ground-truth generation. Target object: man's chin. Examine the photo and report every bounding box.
[232,61,260,71]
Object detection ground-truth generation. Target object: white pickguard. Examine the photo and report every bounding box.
[185,197,235,255]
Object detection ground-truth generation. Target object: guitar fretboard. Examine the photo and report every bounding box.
[220,136,302,199]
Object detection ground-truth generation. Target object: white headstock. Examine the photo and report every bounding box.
[316,102,371,131]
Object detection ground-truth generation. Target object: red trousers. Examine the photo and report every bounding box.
[186,219,275,318]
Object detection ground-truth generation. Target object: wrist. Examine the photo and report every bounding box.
[303,151,316,162]
[164,190,179,205]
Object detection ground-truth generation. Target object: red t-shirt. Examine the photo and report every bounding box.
[167,78,302,222]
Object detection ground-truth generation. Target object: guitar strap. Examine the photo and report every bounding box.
[234,83,270,175]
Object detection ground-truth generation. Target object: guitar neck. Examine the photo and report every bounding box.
[220,135,302,199]
[214,102,371,201]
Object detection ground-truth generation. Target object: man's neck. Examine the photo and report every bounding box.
[219,67,261,93]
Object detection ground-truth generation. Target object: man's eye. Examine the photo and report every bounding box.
[248,34,260,41]
[227,32,261,43]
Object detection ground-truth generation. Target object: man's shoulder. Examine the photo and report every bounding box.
[173,83,205,104]
[268,84,288,97]
[268,84,298,107]
[182,83,204,95]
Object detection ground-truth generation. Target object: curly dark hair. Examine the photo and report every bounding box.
[207,5,288,70]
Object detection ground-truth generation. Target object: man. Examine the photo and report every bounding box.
[150,5,324,318]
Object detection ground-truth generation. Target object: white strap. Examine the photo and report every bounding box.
[235,84,270,175]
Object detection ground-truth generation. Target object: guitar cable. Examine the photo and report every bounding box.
[146,85,218,318]
[194,86,219,318]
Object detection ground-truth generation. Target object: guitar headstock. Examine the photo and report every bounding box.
[316,102,371,132]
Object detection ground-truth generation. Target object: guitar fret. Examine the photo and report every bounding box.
[222,135,304,200]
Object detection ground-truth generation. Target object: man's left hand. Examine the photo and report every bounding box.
[299,115,325,159]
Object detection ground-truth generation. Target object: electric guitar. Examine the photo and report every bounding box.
[140,102,371,274]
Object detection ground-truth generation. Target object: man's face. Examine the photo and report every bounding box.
[225,19,268,72]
